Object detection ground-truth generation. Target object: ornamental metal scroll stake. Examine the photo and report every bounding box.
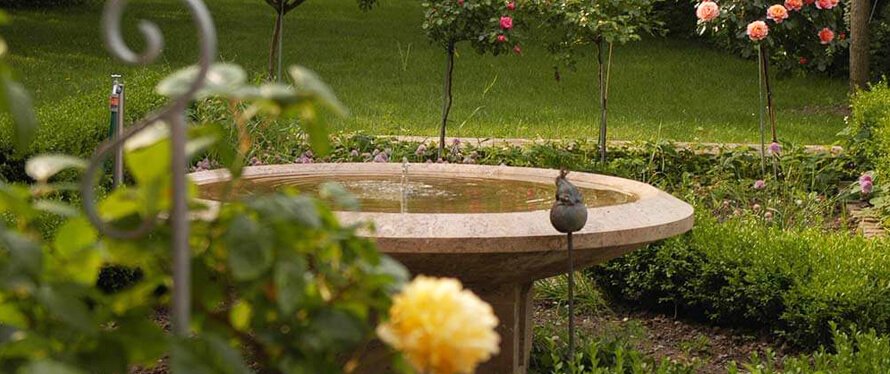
[80,0,218,337]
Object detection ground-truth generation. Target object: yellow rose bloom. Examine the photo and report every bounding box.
[377,276,500,374]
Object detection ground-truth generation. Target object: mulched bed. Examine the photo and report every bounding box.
[534,302,794,373]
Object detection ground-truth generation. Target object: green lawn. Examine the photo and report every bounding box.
[2,0,849,157]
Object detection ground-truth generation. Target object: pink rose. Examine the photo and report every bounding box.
[819,27,834,44]
[766,4,789,23]
[458,0,464,5]
[696,1,720,22]
[513,44,522,55]
[784,0,803,11]
[507,1,516,10]
[499,16,513,30]
[497,34,506,43]
[747,21,769,41]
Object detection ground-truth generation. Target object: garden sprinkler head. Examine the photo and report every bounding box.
[110,74,123,95]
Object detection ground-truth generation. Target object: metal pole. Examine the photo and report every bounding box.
[757,45,767,175]
[114,75,125,187]
[170,111,191,336]
[567,231,575,363]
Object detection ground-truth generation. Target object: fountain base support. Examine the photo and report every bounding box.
[470,281,535,374]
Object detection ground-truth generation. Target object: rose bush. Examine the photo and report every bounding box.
[421,0,523,158]
[694,0,848,73]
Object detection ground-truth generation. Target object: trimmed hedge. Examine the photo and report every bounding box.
[593,213,890,349]
[0,0,95,8]
[841,80,890,173]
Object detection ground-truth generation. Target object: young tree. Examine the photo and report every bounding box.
[422,0,522,159]
[264,0,376,81]
[695,0,847,173]
[531,0,661,162]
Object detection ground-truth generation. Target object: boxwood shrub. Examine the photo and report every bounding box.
[593,213,890,349]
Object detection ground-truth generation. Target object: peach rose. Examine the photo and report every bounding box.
[746,20,769,41]
[696,1,720,22]
[815,0,837,9]
[784,0,803,11]
[819,27,835,44]
[767,4,789,23]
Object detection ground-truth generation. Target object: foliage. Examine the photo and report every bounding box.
[0,62,413,373]
[529,320,698,373]
[838,79,890,223]
[421,0,522,54]
[593,213,890,349]
[529,0,663,66]
[738,325,890,373]
[0,0,94,8]
[694,0,848,74]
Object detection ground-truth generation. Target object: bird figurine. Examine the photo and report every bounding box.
[550,169,588,233]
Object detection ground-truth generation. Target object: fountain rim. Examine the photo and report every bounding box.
[189,163,694,253]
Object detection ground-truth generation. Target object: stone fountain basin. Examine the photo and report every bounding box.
[189,163,694,373]
[190,162,693,283]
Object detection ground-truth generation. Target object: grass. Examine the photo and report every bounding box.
[2,0,849,157]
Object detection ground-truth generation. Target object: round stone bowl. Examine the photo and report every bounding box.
[189,163,693,373]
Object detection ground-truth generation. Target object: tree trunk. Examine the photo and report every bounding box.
[438,42,455,160]
[596,40,608,163]
[850,0,871,91]
[268,4,284,81]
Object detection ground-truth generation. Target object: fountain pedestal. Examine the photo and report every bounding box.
[471,282,535,373]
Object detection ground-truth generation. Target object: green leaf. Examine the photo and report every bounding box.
[25,154,86,183]
[225,215,274,281]
[124,122,171,185]
[306,309,365,349]
[0,230,42,278]
[318,182,360,211]
[54,217,97,256]
[274,257,307,315]
[35,285,95,333]
[18,360,86,374]
[0,303,27,328]
[0,76,38,155]
[156,63,247,99]
[170,334,251,374]
[32,200,79,218]
[111,312,168,365]
[288,66,348,117]
[229,300,252,331]
[247,195,321,228]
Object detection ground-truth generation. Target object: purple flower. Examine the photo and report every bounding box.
[350,149,360,158]
[752,203,762,212]
[249,156,262,166]
[768,142,781,154]
[753,180,766,190]
[373,152,389,163]
[860,174,874,195]
[415,144,428,156]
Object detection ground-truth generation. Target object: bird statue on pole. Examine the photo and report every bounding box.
[549,169,588,364]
